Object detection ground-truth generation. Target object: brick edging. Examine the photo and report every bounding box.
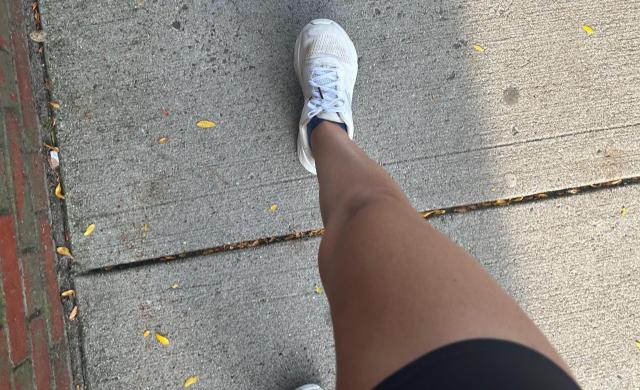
[0,0,73,388]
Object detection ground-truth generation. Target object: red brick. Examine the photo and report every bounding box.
[29,152,49,213]
[0,215,28,365]
[20,252,46,318]
[0,328,12,390]
[11,31,39,147]
[12,359,34,390]
[30,316,53,389]
[39,215,65,343]
[52,342,72,390]
[5,112,26,221]
[0,35,9,51]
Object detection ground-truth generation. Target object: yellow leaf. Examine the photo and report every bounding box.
[56,246,73,258]
[635,339,640,350]
[69,305,78,320]
[142,223,149,233]
[582,24,594,36]
[55,183,65,200]
[495,199,508,206]
[61,289,75,297]
[83,223,96,237]
[49,100,61,109]
[183,375,199,388]
[196,120,217,128]
[170,283,179,289]
[158,137,169,144]
[155,332,170,346]
[269,204,278,214]
[143,330,151,338]
[314,284,324,295]
[44,143,60,152]
[472,44,485,53]
[621,207,628,217]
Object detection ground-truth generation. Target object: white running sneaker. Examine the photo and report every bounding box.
[294,19,358,175]
[295,385,323,390]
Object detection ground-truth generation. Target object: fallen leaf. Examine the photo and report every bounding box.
[61,289,75,297]
[69,306,78,320]
[155,332,170,346]
[143,330,151,338]
[495,199,508,206]
[158,137,169,144]
[636,339,640,350]
[44,143,60,152]
[582,24,594,36]
[142,223,149,233]
[29,30,46,43]
[314,284,324,295]
[170,283,179,289]
[184,375,199,388]
[269,204,278,214]
[83,223,96,237]
[184,375,198,389]
[56,246,73,258]
[49,100,61,109]
[472,44,485,53]
[55,183,65,200]
[196,120,217,128]
[621,207,628,217]
[161,109,170,117]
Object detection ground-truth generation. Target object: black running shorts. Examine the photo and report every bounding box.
[375,339,581,390]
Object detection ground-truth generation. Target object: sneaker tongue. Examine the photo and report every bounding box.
[316,111,343,123]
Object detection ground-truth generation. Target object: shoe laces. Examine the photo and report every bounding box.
[307,65,346,118]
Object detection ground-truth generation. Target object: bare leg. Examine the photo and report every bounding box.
[311,122,572,390]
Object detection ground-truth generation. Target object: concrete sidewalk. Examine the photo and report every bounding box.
[13,0,640,389]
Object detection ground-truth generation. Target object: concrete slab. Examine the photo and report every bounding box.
[75,184,640,390]
[41,0,640,267]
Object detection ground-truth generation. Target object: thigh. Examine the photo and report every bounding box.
[318,200,571,390]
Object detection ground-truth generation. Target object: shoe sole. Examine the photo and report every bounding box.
[294,19,356,175]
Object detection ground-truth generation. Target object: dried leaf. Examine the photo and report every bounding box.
[158,137,169,144]
[314,284,324,295]
[184,375,199,388]
[170,283,179,289]
[68,305,78,320]
[472,44,485,53]
[61,289,75,297]
[636,339,640,350]
[29,30,46,43]
[269,204,278,214]
[55,182,65,200]
[56,246,73,258]
[196,120,217,128]
[143,330,151,338]
[161,109,170,117]
[44,143,60,152]
[621,207,628,217]
[495,199,508,206]
[155,332,170,346]
[49,100,61,109]
[83,223,96,237]
[142,223,149,233]
[582,24,594,36]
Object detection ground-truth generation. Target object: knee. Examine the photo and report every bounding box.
[334,185,407,225]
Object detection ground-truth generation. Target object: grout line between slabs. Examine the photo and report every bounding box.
[76,176,640,277]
